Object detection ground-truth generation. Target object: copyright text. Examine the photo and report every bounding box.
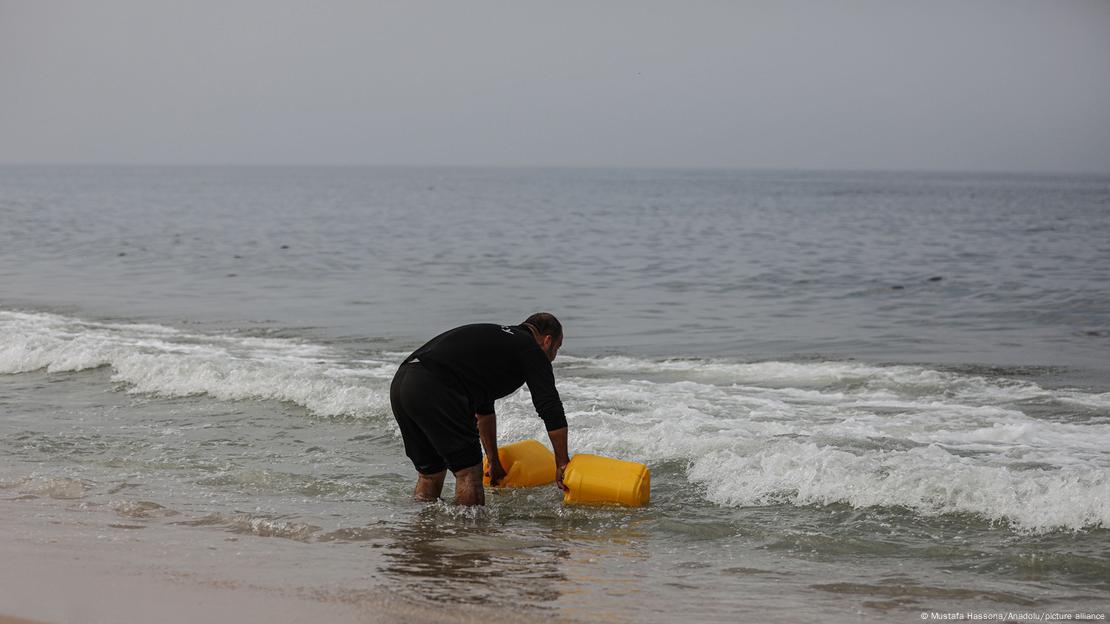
[920,614,1105,622]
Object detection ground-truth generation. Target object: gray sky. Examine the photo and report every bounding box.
[2,1,1109,173]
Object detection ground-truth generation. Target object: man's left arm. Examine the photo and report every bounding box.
[547,426,570,492]
[522,349,570,490]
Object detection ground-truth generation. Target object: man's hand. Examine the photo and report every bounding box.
[485,459,507,486]
[547,426,570,493]
[554,458,569,492]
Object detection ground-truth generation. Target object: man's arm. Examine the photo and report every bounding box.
[519,345,569,490]
[547,426,570,492]
[476,411,506,485]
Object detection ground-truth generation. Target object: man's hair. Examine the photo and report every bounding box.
[522,312,562,339]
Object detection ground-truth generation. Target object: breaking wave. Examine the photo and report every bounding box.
[3,309,1108,532]
[0,309,395,419]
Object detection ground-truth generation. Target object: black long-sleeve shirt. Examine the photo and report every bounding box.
[404,324,568,431]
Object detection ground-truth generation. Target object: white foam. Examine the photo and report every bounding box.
[0,310,394,420]
[538,357,1110,531]
[686,443,1109,532]
[5,309,1109,531]
[559,355,1053,402]
[1058,391,1110,410]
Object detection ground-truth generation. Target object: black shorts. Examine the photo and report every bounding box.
[390,362,482,474]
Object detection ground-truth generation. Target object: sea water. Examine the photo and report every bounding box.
[1,166,1108,621]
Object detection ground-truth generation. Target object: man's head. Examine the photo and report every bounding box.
[522,312,563,362]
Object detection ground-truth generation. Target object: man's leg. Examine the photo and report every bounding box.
[452,463,485,506]
[414,470,446,501]
[392,365,450,502]
[392,363,482,504]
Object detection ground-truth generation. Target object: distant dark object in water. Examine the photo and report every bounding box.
[1086,330,1106,337]
[118,252,127,257]
[226,273,237,278]
[891,285,904,290]
[280,244,290,250]
[928,276,943,282]
[233,254,242,259]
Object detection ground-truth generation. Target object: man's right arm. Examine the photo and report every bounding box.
[476,411,505,485]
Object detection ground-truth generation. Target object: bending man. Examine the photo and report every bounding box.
[389,312,568,505]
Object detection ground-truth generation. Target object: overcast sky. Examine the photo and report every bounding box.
[2,1,1108,173]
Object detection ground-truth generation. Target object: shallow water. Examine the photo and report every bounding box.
[1,166,1108,621]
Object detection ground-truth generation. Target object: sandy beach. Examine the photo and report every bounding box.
[0,502,561,624]
[0,616,47,624]
[0,543,557,624]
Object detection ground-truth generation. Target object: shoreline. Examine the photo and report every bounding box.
[0,512,567,624]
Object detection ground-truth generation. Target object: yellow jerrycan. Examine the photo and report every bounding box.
[562,453,650,507]
[483,439,556,487]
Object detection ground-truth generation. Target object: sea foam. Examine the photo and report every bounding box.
[0,310,394,419]
[544,356,1110,532]
[3,310,1108,532]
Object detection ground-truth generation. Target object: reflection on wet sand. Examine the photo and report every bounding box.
[377,501,672,623]
[381,506,570,608]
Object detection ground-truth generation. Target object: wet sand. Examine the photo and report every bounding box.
[0,539,360,624]
[0,616,48,624]
[0,509,563,624]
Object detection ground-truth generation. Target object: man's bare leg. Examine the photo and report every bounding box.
[453,464,485,506]
[414,470,446,501]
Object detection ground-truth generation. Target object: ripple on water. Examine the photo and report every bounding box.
[0,475,92,500]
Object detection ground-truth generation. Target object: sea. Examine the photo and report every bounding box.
[1,165,1108,622]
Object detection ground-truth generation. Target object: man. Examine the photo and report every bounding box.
[389,312,569,505]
